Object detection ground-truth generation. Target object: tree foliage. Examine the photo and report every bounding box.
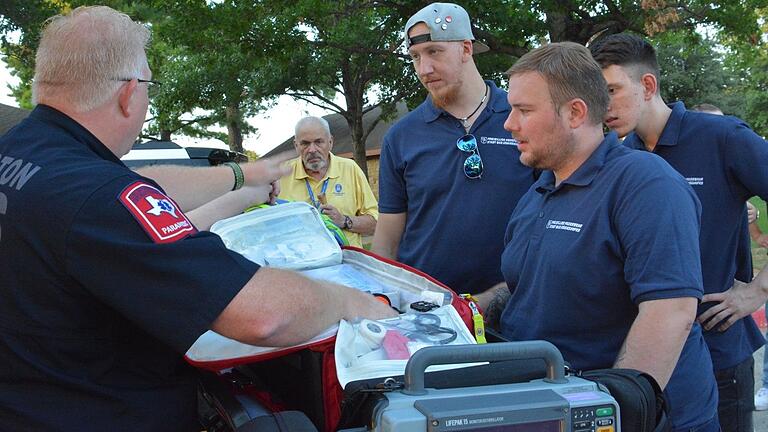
[652,30,743,117]
[0,0,70,108]
[3,0,768,164]
[720,7,768,137]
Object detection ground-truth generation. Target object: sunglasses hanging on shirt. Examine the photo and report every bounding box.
[457,134,483,179]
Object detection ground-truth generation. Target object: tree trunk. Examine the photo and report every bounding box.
[546,7,569,42]
[340,61,369,179]
[225,105,244,153]
[348,113,368,179]
[160,129,172,142]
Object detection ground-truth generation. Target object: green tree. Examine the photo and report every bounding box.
[652,30,745,118]
[238,0,538,175]
[146,0,281,152]
[0,0,70,108]
[721,8,768,136]
[5,0,768,161]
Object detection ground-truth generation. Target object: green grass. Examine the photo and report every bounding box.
[750,197,768,232]
[749,197,768,272]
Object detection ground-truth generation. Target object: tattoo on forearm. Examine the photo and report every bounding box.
[484,287,511,331]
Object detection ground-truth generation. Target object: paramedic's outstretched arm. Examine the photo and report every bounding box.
[212,267,398,347]
[371,212,406,259]
[135,152,292,211]
[475,282,510,331]
[187,185,271,231]
[614,297,697,389]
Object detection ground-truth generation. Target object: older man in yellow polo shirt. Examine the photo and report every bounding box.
[279,116,378,247]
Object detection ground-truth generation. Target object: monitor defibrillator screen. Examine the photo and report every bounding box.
[458,419,561,432]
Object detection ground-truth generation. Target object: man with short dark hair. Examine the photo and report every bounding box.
[478,41,719,432]
[373,2,535,297]
[591,32,768,432]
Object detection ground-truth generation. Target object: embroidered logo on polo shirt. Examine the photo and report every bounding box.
[119,181,197,244]
[480,136,518,146]
[546,219,583,233]
[334,183,343,194]
[685,177,704,186]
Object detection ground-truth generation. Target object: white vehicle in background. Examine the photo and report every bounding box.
[121,140,247,168]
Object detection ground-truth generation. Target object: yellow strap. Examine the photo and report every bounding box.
[461,294,487,344]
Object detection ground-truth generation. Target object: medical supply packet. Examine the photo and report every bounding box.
[335,305,479,388]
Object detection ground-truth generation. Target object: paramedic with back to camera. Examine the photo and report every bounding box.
[0,6,395,431]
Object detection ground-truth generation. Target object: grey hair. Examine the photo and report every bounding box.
[32,6,150,112]
[294,116,331,138]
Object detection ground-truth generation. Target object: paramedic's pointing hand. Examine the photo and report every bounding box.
[212,268,397,347]
[240,151,293,188]
[135,152,292,212]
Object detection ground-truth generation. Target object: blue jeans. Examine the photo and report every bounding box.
[714,356,754,432]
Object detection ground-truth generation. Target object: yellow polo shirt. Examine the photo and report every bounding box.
[280,153,378,247]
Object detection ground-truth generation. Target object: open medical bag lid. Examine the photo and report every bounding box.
[184,202,476,371]
[209,201,342,270]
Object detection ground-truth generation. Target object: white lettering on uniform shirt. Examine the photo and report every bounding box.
[480,136,519,146]
[0,153,42,191]
[685,177,704,186]
[546,219,583,233]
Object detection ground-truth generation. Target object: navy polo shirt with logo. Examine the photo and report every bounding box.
[623,102,768,371]
[500,134,718,430]
[0,105,259,431]
[378,80,536,294]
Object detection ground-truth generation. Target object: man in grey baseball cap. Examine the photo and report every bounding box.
[404,2,489,53]
[373,3,535,309]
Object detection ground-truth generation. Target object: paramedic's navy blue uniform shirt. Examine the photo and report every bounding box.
[378,81,536,294]
[0,105,259,431]
[623,102,768,371]
[500,134,718,430]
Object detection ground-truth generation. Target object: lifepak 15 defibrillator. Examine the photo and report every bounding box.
[339,341,620,432]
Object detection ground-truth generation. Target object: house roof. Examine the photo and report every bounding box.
[264,101,409,158]
[0,103,30,136]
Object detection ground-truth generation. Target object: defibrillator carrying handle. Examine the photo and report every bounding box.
[402,341,567,395]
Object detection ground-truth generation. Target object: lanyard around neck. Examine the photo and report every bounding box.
[305,177,330,208]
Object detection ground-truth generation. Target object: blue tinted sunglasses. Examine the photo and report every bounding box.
[456,134,483,179]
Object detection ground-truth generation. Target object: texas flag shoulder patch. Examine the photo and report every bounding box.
[118,181,197,244]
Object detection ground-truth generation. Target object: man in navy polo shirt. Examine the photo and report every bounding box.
[0,6,395,431]
[478,42,719,431]
[372,3,535,299]
[591,33,768,432]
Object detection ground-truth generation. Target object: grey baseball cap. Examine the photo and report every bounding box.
[404,3,489,54]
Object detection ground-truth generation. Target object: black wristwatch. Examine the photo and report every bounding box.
[343,215,353,230]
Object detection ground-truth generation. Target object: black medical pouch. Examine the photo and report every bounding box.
[580,368,672,432]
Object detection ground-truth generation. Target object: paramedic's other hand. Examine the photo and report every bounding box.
[698,278,766,331]
[334,283,398,321]
[319,204,344,227]
[241,151,293,187]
